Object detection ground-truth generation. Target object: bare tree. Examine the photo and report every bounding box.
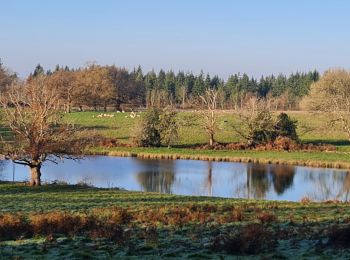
[232,97,275,146]
[178,85,187,109]
[48,69,75,113]
[0,77,87,186]
[199,89,219,146]
[302,69,350,141]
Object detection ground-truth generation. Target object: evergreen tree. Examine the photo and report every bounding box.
[193,73,205,96]
[165,71,176,100]
[33,64,45,77]
[157,69,166,90]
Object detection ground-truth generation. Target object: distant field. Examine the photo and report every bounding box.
[64,110,350,151]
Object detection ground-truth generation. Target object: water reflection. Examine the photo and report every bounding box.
[246,164,295,199]
[302,169,350,201]
[0,157,349,202]
[271,165,295,195]
[204,162,213,196]
[136,159,175,193]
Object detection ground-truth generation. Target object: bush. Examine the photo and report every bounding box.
[0,213,30,240]
[132,107,179,147]
[275,113,298,141]
[158,108,179,147]
[133,108,162,147]
[327,225,350,248]
[211,224,276,255]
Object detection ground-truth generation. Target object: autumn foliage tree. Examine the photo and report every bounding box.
[74,65,114,111]
[47,68,76,113]
[0,76,87,186]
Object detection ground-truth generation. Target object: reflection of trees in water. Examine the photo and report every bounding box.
[204,162,213,196]
[247,164,269,199]
[136,159,175,193]
[302,169,350,201]
[270,165,295,195]
[246,164,296,199]
[340,173,350,201]
[0,160,8,181]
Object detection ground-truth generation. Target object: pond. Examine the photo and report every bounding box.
[0,156,349,202]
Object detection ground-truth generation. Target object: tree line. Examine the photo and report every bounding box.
[0,60,319,111]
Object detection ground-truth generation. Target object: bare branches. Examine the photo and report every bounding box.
[0,76,87,185]
[231,97,275,145]
[302,69,350,141]
[199,89,219,146]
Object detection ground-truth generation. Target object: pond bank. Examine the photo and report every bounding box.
[89,146,350,170]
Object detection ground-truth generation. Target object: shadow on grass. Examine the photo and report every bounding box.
[303,139,350,147]
[172,143,207,149]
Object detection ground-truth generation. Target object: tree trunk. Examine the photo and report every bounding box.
[29,164,42,186]
[209,133,214,146]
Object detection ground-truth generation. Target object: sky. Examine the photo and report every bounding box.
[1,0,350,79]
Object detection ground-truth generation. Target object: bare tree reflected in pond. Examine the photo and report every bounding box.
[203,161,213,196]
[136,159,175,193]
[339,173,350,201]
[247,164,270,199]
[302,169,350,201]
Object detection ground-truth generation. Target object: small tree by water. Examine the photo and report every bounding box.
[233,98,298,146]
[0,76,87,186]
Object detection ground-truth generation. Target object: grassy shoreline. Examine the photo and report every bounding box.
[89,146,350,169]
[1,184,350,258]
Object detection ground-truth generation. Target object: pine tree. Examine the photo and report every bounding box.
[33,64,45,77]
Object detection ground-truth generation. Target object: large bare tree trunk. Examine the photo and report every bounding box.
[29,164,42,186]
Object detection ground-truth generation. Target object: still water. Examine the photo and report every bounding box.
[0,156,349,202]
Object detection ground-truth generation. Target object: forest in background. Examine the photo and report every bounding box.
[0,60,319,112]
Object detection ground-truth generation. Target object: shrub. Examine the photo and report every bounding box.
[158,108,179,147]
[211,224,276,255]
[132,108,162,147]
[275,112,298,141]
[327,225,350,248]
[234,99,299,147]
[30,212,83,236]
[257,212,277,224]
[273,136,298,151]
[0,213,30,240]
[132,107,179,147]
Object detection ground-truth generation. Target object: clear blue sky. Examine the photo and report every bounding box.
[1,0,349,79]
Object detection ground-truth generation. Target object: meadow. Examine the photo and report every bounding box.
[2,110,350,258]
[1,183,350,258]
[66,110,348,147]
[65,110,350,168]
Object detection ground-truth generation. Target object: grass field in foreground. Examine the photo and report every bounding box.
[1,184,350,258]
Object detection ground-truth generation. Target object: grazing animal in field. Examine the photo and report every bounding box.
[96,113,114,118]
[130,111,136,118]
